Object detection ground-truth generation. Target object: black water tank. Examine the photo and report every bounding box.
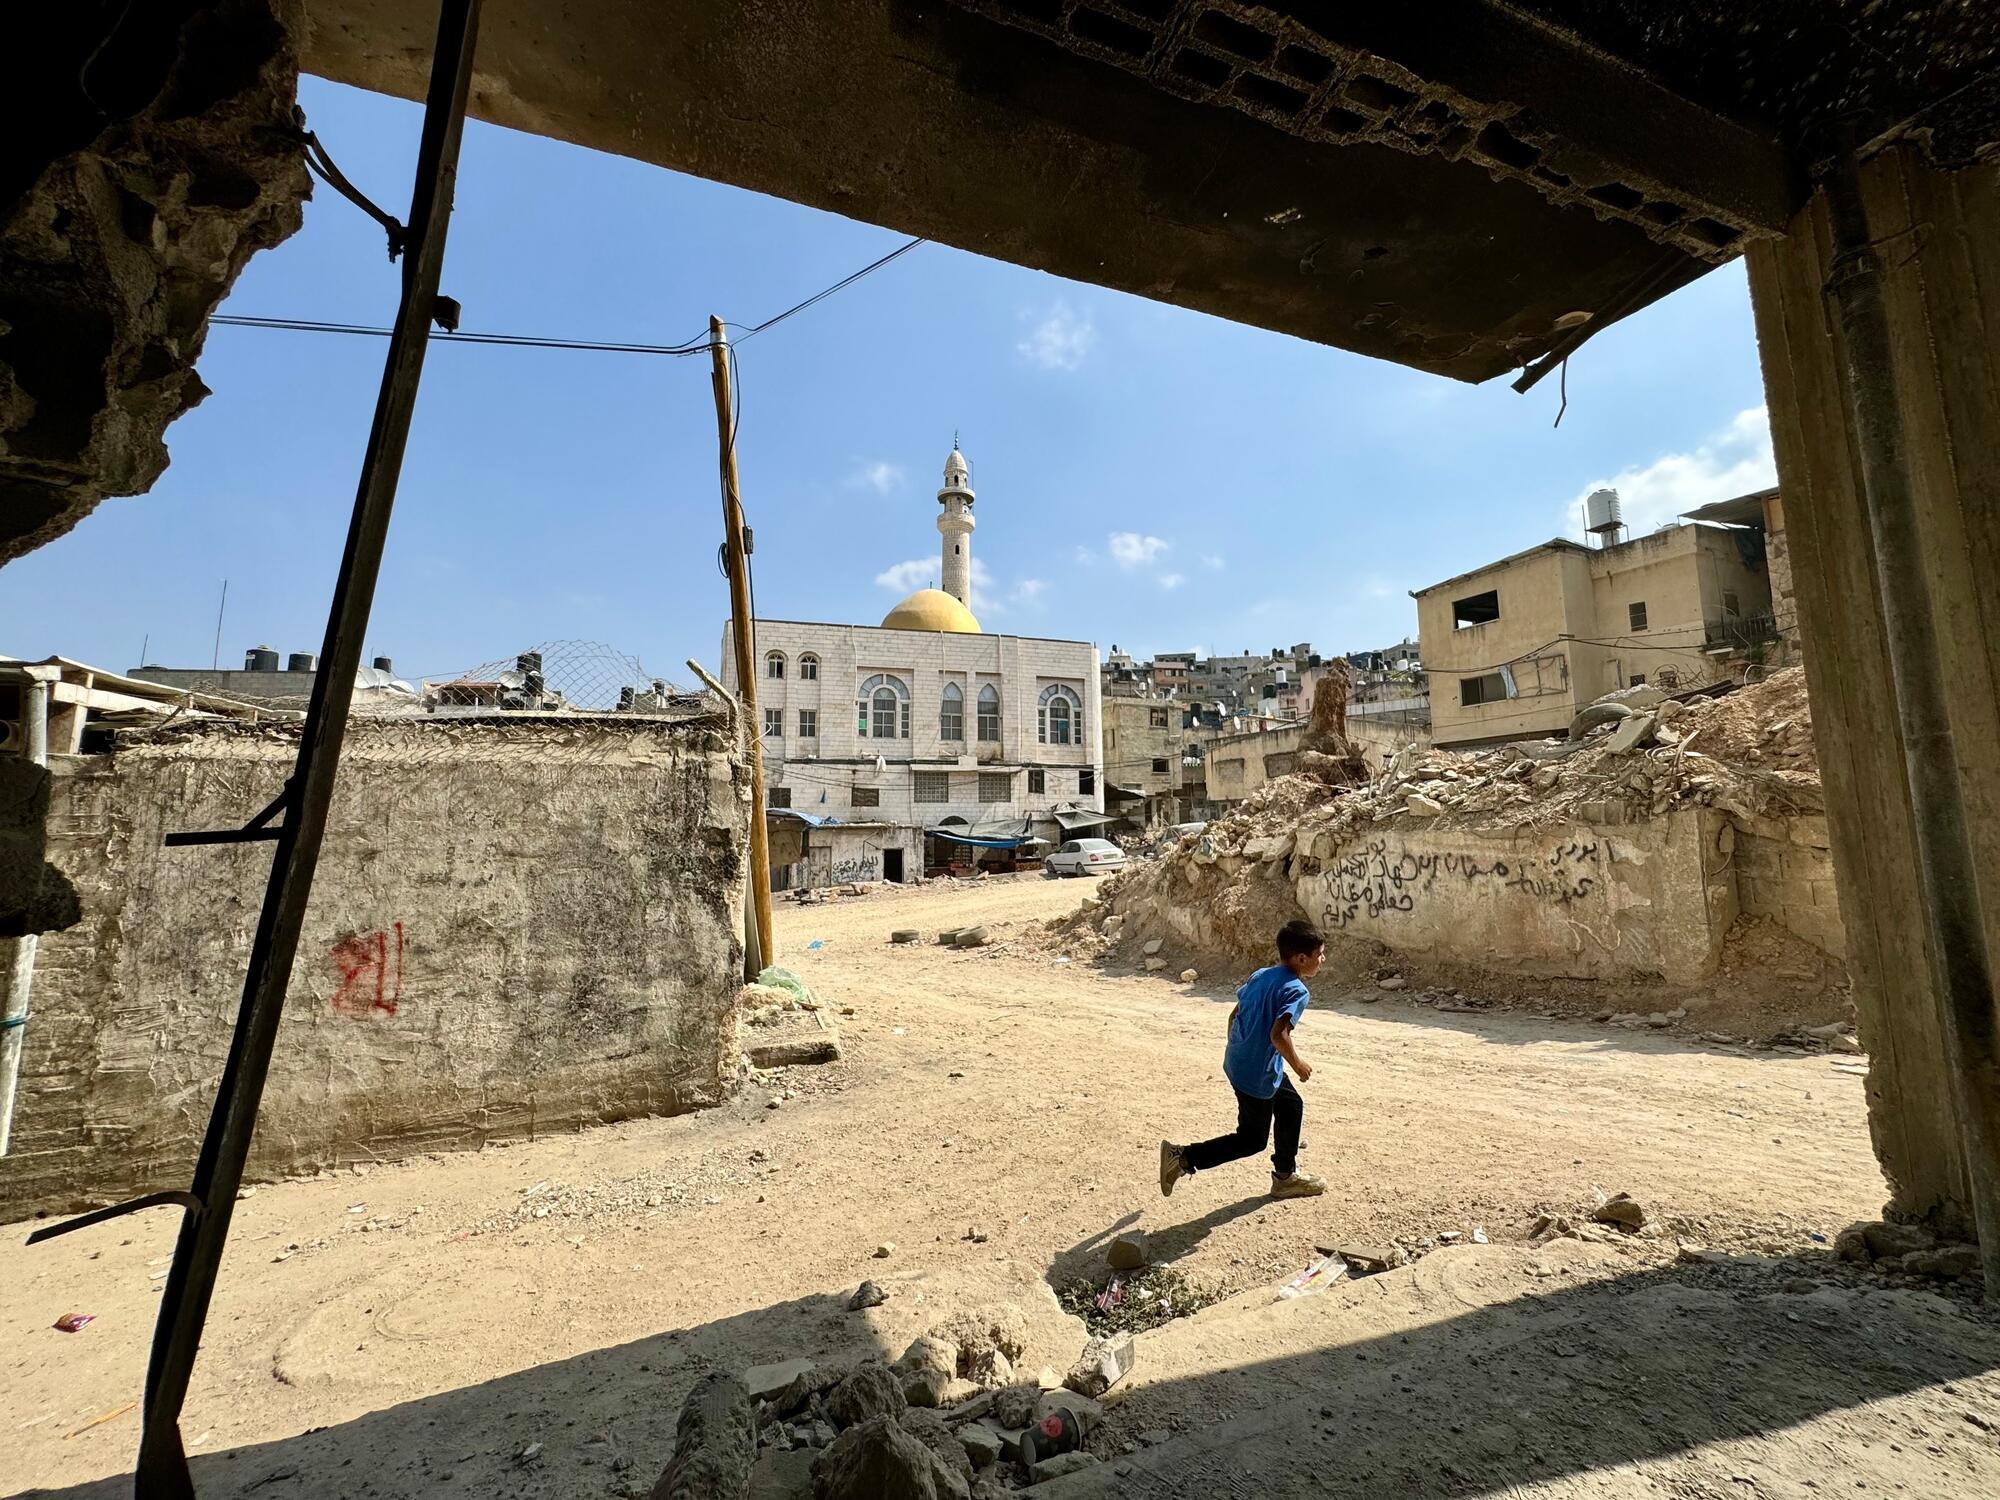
[287,653,317,673]
[245,646,279,672]
[372,656,394,673]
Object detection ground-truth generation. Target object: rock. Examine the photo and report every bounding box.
[899,1335,957,1409]
[891,930,922,944]
[1833,1225,1871,1263]
[748,1448,817,1500]
[1376,976,1407,992]
[1405,793,1446,817]
[933,1304,1030,1369]
[1861,1221,1936,1260]
[1029,1452,1101,1483]
[1064,1337,1135,1399]
[1106,1231,1149,1271]
[826,1361,908,1428]
[651,1370,758,1500]
[991,1386,1039,1430]
[1905,1244,1983,1279]
[1606,712,1659,754]
[1144,957,1167,972]
[966,1349,1013,1389]
[1591,1010,1613,1023]
[1328,1244,1395,1275]
[1142,938,1165,956]
[900,1409,974,1484]
[1179,969,1198,983]
[958,1424,1002,1470]
[849,1281,890,1311]
[810,1416,968,1500]
[1591,1193,1647,1231]
[1137,1430,1171,1448]
[1102,915,1125,935]
[1033,1391,1105,1435]
[874,1243,897,1259]
[1645,1013,1672,1028]
[743,1358,818,1415]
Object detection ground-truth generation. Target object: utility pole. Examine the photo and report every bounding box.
[708,316,775,977]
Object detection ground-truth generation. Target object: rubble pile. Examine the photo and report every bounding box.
[1060,669,1831,993]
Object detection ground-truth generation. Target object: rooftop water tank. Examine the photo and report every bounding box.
[372,656,393,673]
[245,645,279,672]
[287,652,318,673]
[1584,487,1624,535]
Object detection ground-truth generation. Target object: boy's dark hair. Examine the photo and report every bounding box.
[1277,919,1325,960]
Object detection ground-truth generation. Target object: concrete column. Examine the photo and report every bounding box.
[1745,147,2000,1240]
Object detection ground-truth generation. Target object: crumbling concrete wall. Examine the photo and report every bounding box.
[1732,814,1845,961]
[0,715,750,1219]
[1,1,308,564]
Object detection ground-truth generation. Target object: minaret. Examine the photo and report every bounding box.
[938,442,976,606]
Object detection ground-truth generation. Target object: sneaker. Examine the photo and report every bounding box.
[1159,1141,1188,1198]
[1270,1171,1326,1200]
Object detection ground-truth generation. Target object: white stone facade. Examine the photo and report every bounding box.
[721,618,1102,882]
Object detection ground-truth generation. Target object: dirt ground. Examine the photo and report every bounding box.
[5,875,1996,1499]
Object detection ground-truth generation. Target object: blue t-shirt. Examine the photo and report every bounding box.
[1223,964,1311,1099]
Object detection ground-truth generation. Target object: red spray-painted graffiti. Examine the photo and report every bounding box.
[329,923,404,1018]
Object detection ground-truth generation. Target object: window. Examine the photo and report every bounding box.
[1080,769,1096,794]
[798,654,819,681]
[856,674,911,739]
[1152,757,1169,774]
[1630,673,1647,688]
[1028,768,1046,795]
[763,707,783,737]
[977,771,1012,802]
[1149,707,1170,729]
[1037,683,1083,746]
[797,708,818,738]
[767,786,791,808]
[765,651,786,679]
[977,684,1000,741]
[852,784,880,808]
[914,771,949,804]
[939,681,964,741]
[1452,590,1500,628]
[1721,591,1740,616]
[1628,600,1649,632]
[1460,672,1510,706]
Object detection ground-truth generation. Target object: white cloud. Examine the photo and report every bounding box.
[875,558,935,593]
[1567,405,1777,536]
[1108,532,1170,568]
[1017,301,1097,371]
[1012,578,1047,602]
[1158,573,1186,591]
[1072,545,1096,567]
[1202,554,1226,571]
[848,460,905,494]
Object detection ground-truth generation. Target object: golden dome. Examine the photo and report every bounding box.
[881,588,981,633]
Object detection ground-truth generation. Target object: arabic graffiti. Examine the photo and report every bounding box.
[1314,839,1603,931]
[831,856,879,884]
[329,923,404,1018]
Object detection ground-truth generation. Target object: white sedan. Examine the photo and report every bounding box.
[1044,838,1129,877]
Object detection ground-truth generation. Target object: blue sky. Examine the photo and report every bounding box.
[1,78,1776,684]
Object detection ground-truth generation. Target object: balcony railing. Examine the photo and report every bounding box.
[1704,612,1780,651]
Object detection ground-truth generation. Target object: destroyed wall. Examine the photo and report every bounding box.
[0,714,750,1219]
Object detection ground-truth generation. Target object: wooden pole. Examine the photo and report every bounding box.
[708,317,775,977]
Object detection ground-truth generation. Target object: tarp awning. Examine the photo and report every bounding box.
[1053,808,1119,832]
[928,829,1032,850]
[768,809,842,829]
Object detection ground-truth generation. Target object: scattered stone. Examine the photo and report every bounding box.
[1376,976,1407,992]
[1833,1226,1871,1263]
[966,1349,1014,1389]
[1905,1245,1982,1279]
[1144,957,1168,972]
[958,1424,1002,1470]
[1106,1231,1150,1271]
[1142,938,1165,956]
[1592,1193,1647,1232]
[874,1243,897,1259]
[1137,1430,1171,1448]
[743,1359,818,1415]
[891,930,921,944]
[1102,915,1125,936]
[1405,793,1446,817]
[810,1416,967,1500]
[1645,1013,1672,1028]
[1592,1010,1613,1023]
[826,1361,908,1428]
[651,1370,757,1500]
[1861,1221,1936,1260]
[1179,968,1198,983]
[901,1408,975,1485]
[850,1281,890,1311]
[1606,712,1660,754]
[1029,1452,1101,1483]
[900,1335,958,1409]
[1326,1244,1395,1275]
[1064,1336,1136,1399]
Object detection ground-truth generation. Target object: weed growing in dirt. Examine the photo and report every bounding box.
[1058,1266,1225,1337]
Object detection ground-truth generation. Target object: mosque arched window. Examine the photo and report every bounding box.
[857,674,911,740]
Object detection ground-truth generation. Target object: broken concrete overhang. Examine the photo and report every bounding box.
[296,0,1785,386]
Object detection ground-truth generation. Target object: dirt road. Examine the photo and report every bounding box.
[1,875,1958,1499]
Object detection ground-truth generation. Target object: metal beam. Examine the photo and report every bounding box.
[127,3,483,1492]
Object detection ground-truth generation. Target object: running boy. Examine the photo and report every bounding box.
[1158,918,1326,1200]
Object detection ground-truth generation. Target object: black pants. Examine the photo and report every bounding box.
[1185,1078,1302,1178]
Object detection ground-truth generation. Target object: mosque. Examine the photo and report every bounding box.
[722,446,1104,887]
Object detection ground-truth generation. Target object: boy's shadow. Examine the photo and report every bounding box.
[1046,1195,1273,1291]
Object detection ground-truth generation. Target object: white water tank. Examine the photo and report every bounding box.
[1584,487,1624,535]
